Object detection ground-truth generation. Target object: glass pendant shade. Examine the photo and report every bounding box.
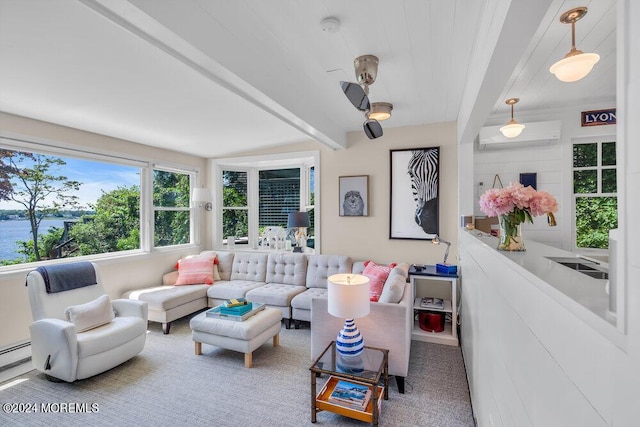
[549,52,600,82]
[500,120,526,138]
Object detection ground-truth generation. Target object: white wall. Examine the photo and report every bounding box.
[219,121,459,266]
[474,104,616,250]
[0,113,208,348]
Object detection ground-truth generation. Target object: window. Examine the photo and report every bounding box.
[1,141,200,268]
[573,140,617,249]
[214,151,319,251]
[153,168,192,247]
[222,170,248,245]
[259,168,300,231]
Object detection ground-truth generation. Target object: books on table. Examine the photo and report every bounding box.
[420,297,445,309]
[328,378,371,411]
[206,302,264,321]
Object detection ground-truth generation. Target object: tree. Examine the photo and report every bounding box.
[153,170,190,246]
[70,186,140,255]
[1,149,35,201]
[5,151,81,260]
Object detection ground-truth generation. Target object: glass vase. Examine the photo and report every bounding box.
[497,215,525,251]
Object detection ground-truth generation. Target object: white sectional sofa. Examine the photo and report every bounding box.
[123,250,412,392]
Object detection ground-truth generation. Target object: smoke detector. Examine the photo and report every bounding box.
[320,17,340,33]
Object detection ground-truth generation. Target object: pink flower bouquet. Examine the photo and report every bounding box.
[479,182,558,250]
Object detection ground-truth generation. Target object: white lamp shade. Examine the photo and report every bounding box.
[549,52,600,82]
[327,274,370,319]
[499,122,525,138]
[192,188,211,203]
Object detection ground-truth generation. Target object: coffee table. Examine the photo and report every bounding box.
[310,341,389,425]
[190,307,282,368]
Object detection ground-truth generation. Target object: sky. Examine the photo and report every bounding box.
[0,155,140,210]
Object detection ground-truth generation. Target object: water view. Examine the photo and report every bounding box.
[0,219,65,261]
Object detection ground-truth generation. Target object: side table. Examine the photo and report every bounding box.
[310,341,389,426]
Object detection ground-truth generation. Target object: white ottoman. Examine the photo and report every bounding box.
[190,307,282,368]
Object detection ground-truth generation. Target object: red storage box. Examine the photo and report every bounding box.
[418,311,445,332]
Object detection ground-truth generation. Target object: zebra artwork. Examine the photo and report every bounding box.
[407,148,439,235]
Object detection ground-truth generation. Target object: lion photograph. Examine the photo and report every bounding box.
[342,190,365,216]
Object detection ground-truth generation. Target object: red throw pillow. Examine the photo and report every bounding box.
[175,257,215,285]
[362,260,395,302]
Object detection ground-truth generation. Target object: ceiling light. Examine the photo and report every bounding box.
[368,102,393,121]
[499,98,525,138]
[549,7,600,83]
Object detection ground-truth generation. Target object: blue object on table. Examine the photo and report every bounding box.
[436,263,458,274]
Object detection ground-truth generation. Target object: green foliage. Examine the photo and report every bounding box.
[70,186,141,255]
[575,197,618,249]
[153,170,190,247]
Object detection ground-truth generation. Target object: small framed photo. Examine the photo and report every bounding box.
[339,175,369,216]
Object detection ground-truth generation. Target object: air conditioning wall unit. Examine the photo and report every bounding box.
[478,120,562,150]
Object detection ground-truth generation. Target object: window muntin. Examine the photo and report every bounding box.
[572,140,618,250]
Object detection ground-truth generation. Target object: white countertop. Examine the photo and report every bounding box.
[461,230,621,344]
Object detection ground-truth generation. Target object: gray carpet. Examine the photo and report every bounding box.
[0,314,474,426]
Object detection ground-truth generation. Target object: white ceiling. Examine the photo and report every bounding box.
[0,0,616,158]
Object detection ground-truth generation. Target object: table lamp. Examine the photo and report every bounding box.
[327,274,370,357]
[288,211,310,252]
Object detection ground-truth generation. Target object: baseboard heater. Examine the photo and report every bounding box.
[0,341,31,373]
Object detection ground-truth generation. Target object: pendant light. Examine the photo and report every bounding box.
[499,98,525,138]
[549,7,600,83]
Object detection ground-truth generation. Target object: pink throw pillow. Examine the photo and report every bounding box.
[362,260,396,302]
[175,257,214,285]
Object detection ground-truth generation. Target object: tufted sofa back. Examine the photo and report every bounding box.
[230,252,269,282]
[266,253,308,286]
[305,255,353,288]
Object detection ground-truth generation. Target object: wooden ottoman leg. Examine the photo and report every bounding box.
[273,333,279,347]
[194,341,202,355]
[245,352,253,368]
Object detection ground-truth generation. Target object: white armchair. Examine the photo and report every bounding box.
[26,262,148,382]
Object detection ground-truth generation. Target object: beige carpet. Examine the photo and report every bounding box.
[0,314,474,426]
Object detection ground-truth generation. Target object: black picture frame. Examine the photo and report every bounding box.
[389,147,440,240]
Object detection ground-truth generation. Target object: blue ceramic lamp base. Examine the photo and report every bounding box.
[335,318,364,357]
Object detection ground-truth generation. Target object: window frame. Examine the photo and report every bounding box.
[0,136,203,271]
[571,136,617,254]
[213,151,320,252]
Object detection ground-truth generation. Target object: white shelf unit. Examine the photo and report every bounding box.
[410,273,459,346]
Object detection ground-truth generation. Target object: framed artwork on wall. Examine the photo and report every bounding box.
[519,172,537,190]
[339,175,369,216]
[389,147,440,240]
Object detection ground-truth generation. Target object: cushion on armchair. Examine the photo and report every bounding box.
[64,294,114,332]
[362,260,397,302]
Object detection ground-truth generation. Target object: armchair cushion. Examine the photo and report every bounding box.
[362,261,397,302]
[378,274,406,303]
[64,294,114,332]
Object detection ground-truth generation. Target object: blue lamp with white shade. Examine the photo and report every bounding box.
[327,273,370,357]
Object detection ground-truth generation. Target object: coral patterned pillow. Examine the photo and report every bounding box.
[175,256,215,285]
[175,254,221,282]
[362,261,397,302]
